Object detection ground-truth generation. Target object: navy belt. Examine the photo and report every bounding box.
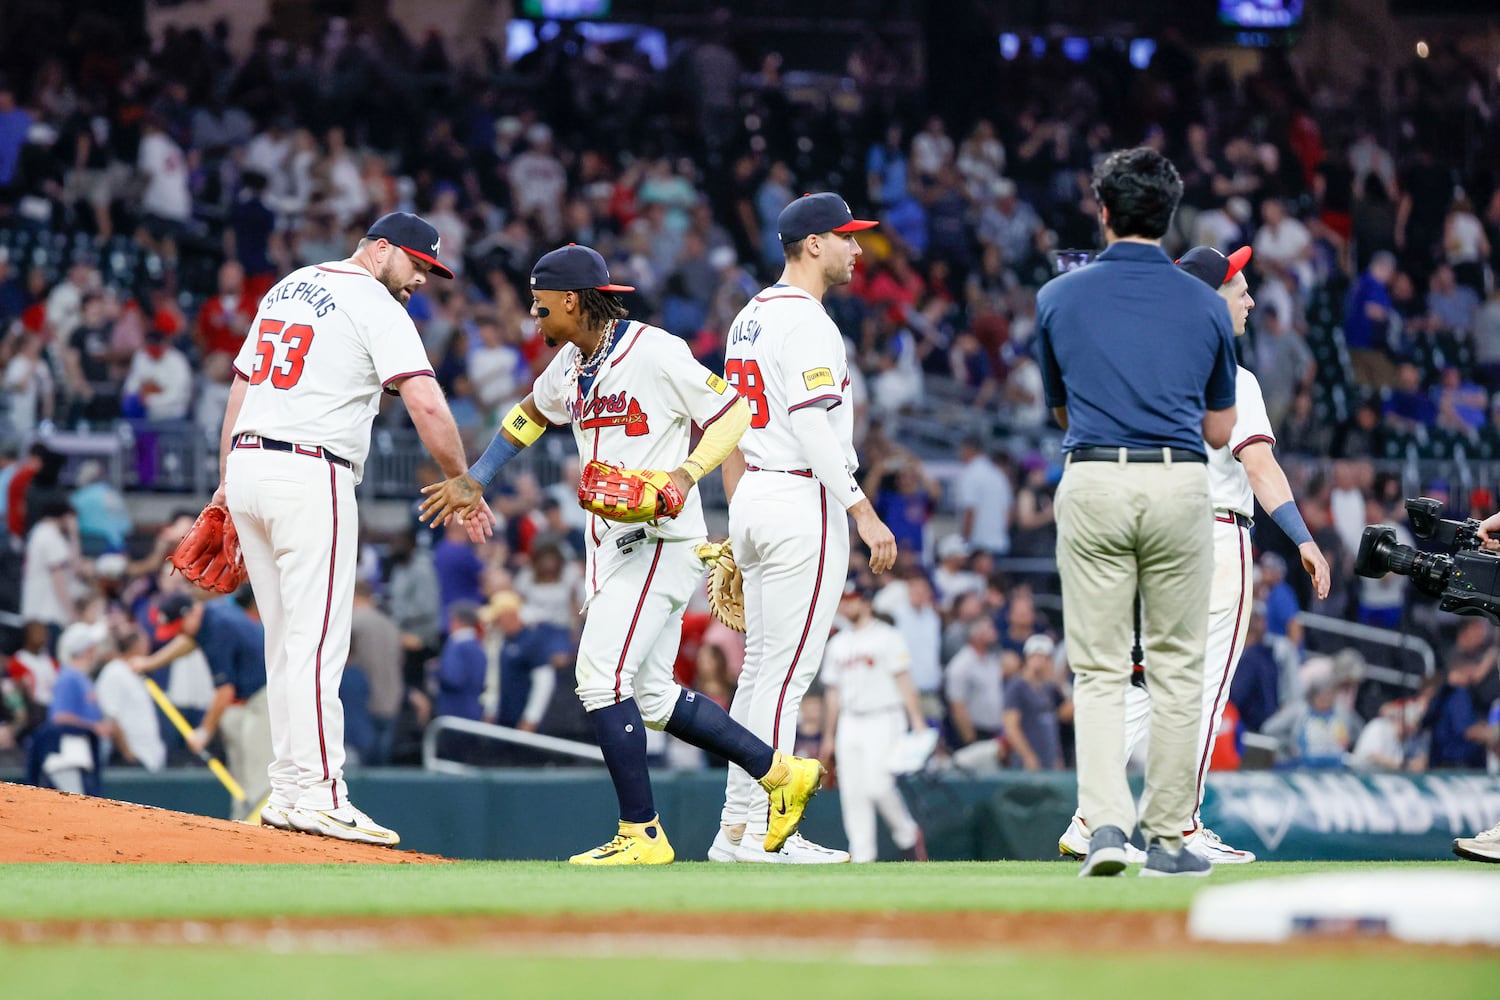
[1216,511,1253,529]
[745,465,814,478]
[1066,447,1207,465]
[233,433,351,469]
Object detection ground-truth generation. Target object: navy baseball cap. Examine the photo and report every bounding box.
[1176,245,1252,289]
[151,593,195,641]
[777,192,878,244]
[366,212,454,279]
[531,244,636,293]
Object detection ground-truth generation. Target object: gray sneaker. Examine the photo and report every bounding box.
[1078,824,1129,877]
[1141,838,1213,877]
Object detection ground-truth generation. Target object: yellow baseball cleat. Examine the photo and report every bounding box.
[759,751,825,853]
[569,816,675,865]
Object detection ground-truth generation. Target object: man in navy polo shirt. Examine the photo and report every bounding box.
[1035,146,1238,878]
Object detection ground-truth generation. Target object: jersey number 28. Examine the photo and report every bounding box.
[249,318,314,389]
[725,360,769,429]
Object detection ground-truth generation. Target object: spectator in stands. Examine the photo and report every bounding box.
[1422,658,1492,770]
[1442,195,1489,298]
[944,615,1005,749]
[866,448,940,559]
[136,113,192,261]
[432,518,484,626]
[976,178,1042,268]
[485,591,571,733]
[995,582,1047,659]
[63,291,122,423]
[1426,263,1480,336]
[192,261,255,362]
[873,568,943,719]
[1434,365,1487,436]
[1381,362,1436,435]
[69,460,130,555]
[467,314,526,422]
[1472,288,1500,391]
[348,581,405,765]
[952,436,1013,557]
[910,115,954,183]
[932,535,983,612]
[1257,552,1302,644]
[7,619,58,710]
[4,332,54,435]
[1351,691,1428,772]
[1003,633,1069,770]
[1266,667,1355,769]
[1343,250,1397,386]
[431,600,486,763]
[0,83,30,209]
[1252,309,1315,433]
[512,541,581,632]
[93,624,165,772]
[20,502,79,640]
[121,330,192,422]
[866,124,908,210]
[38,621,115,795]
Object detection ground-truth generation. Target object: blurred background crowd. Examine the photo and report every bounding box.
[1,1,1498,788]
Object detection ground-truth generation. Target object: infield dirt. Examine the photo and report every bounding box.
[0,782,448,864]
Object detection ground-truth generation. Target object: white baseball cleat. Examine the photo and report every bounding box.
[289,802,401,847]
[1184,826,1256,864]
[258,802,299,831]
[1452,821,1500,864]
[734,833,850,864]
[1058,814,1148,864]
[707,827,742,862]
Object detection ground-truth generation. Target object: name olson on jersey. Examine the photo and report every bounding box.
[571,391,651,437]
[728,318,761,346]
[262,278,339,318]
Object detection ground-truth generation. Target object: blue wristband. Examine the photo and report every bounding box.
[469,433,522,487]
[1270,501,1313,547]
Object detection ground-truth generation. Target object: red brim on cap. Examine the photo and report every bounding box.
[398,245,455,280]
[832,219,880,233]
[595,283,636,293]
[1224,246,1252,282]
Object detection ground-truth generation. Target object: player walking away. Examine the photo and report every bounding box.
[420,244,826,865]
[709,192,899,864]
[216,212,493,847]
[1057,246,1332,866]
[820,581,928,863]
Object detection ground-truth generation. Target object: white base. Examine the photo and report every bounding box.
[1188,870,1500,945]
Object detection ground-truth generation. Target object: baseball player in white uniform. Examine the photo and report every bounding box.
[820,582,928,863]
[708,192,898,864]
[216,212,492,846]
[1058,246,1331,864]
[420,244,826,865]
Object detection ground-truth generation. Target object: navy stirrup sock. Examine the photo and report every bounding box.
[664,690,775,778]
[590,700,656,823]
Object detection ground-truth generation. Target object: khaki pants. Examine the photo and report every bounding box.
[221,687,273,820]
[1055,458,1213,849]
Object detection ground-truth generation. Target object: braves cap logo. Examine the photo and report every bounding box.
[432,238,441,255]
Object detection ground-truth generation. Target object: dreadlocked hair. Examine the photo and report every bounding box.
[578,289,628,330]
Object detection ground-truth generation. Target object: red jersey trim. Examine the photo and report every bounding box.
[1232,434,1275,458]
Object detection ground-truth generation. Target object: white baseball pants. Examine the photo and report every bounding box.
[720,471,849,840]
[228,448,358,813]
[836,708,920,862]
[574,537,701,725]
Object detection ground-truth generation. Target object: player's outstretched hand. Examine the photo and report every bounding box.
[419,473,489,533]
[462,497,497,544]
[854,507,897,574]
[1298,541,1332,601]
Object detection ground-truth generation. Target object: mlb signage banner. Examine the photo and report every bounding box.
[1202,773,1500,860]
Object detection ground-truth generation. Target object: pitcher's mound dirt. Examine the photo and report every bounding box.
[0,783,449,864]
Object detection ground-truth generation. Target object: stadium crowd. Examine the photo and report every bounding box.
[1,11,1498,789]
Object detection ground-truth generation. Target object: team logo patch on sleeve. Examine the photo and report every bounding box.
[706,373,729,394]
[802,367,835,390]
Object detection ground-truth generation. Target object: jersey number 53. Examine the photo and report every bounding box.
[725,360,769,429]
[249,318,314,389]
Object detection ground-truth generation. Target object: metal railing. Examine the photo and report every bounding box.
[1298,612,1434,689]
[421,715,604,775]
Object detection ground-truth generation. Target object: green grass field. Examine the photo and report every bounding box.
[2,862,1496,999]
